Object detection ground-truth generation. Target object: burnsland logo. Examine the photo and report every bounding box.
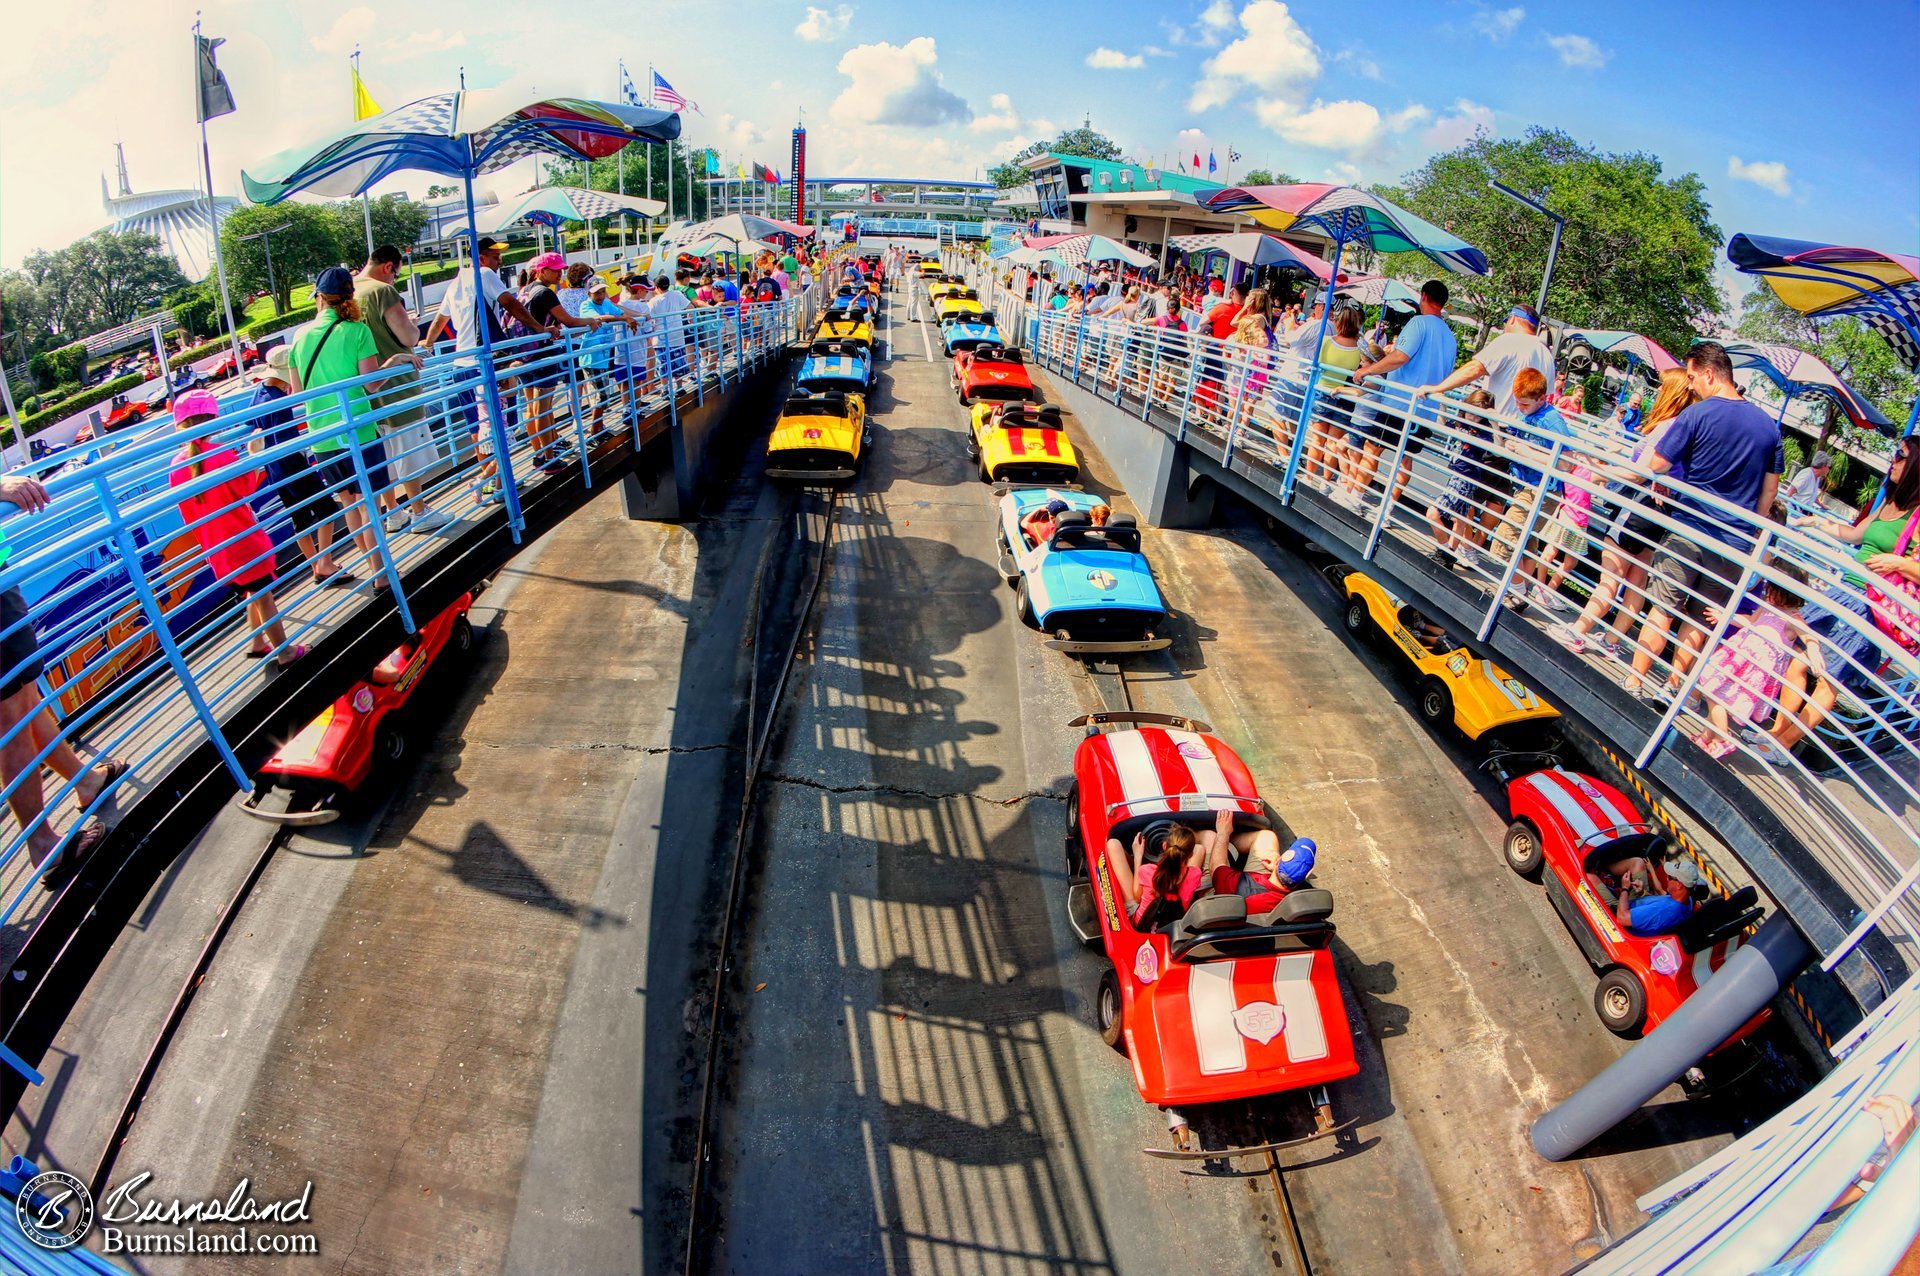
[13,1170,319,1257]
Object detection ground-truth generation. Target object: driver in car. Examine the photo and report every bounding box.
[1021,498,1071,548]
[1614,856,1699,937]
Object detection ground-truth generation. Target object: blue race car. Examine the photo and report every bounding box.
[942,314,1004,355]
[994,487,1171,656]
[797,340,873,395]
[832,284,877,321]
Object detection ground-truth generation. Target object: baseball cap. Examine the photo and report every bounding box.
[1273,837,1316,886]
[1044,499,1070,515]
[1666,856,1704,889]
[476,237,511,254]
[587,277,609,294]
[173,388,221,421]
[314,265,354,297]
[529,251,566,273]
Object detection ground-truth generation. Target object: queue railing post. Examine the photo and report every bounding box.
[561,334,593,488]
[1364,403,1417,559]
[1477,438,1563,642]
[89,473,250,789]
[1175,331,1201,445]
[1634,526,1773,770]
[340,390,417,635]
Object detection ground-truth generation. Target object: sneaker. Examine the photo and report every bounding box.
[384,511,413,535]
[411,510,456,534]
[1553,622,1588,654]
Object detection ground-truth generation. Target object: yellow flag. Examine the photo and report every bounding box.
[351,66,383,120]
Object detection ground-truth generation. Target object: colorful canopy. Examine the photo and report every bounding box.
[242,91,681,202]
[1166,232,1335,281]
[1561,329,1682,373]
[1335,274,1421,310]
[1718,338,1896,435]
[684,236,777,258]
[1203,183,1490,275]
[487,185,664,231]
[1727,234,1920,372]
[1019,233,1153,269]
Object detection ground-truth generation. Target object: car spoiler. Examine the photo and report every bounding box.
[1068,710,1213,735]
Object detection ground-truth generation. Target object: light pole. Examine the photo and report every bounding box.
[237,222,294,318]
[1489,180,1565,319]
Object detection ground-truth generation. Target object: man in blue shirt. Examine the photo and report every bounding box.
[1624,341,1783,697]
[1346,280,1458,503]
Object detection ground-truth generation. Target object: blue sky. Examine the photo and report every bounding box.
[2,0,1914,312]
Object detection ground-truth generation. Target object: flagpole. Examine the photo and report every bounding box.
[194,20,244,369]
[354,48,374,255]
[616,61,627,255]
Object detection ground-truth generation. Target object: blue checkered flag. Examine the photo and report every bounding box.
[618,61,643,108]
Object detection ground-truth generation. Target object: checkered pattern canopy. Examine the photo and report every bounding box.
[488,185,665,231]
[1203,183,1490,275]
[1719,338,1896,435]
[1561,329,1682,373]
[1728,234,1920,373]
[242,91,680,203]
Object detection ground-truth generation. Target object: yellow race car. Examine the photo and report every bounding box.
[934,288,985,322]
[767,391,869,481]
[916,259,946,279]
[927,276,969,302]
[1335,568,1561,745]
[813,306,873,348]
[968,401,1079,484]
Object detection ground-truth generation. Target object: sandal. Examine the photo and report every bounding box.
[273,643,310,669]
[245,647,272,659]
[80,758,130,806]
[41,822,107,892]
[319,571,358,589]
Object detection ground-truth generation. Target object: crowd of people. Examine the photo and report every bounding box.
[985,247,1912,777]
[0,233,834,892]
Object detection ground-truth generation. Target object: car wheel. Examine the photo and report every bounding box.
[1594,968,1648,1036]
[375,723,407,765]
[1016,577,1034,625]
[1343,598,1370,640]
[1503,819,1545,878]
[1419,677,1453,728]
[451,615,475,655]
[1096,968,1126,1053]
[1064,781,1088,881]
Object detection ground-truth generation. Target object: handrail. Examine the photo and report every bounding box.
[0,287,815,934]
[942,247,1920,979]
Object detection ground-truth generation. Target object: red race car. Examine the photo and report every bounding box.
[241,594,475,825]
[204,341,264,381]
[1503,767,1766,1040]
[953,344,1036,406]
[1064,711,1360,1156]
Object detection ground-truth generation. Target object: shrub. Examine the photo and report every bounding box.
[1781,435,1806,476]
[1582,371,1606,416]
[49,343,88,387]
[171,286,224,340]
[26,352,57,391]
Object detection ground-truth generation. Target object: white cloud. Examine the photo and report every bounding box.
[829,37,972,128]
[1256,97,1429,154]
[1471,6,1525,41]
[1728,155,1793,198]
[1192,0,1321,111]
[969,92,1020,133]
[794,5,853,41]
[1199,0,1236,37]
[1325,161,1365,185]
[716,113,766,150]
[1142,44,1175,58]
[1423,99,1495,151]
[1086,47,1145,69]
[1546,33,1609,68]
[312,7,462,58]
[1332,48,1382,81]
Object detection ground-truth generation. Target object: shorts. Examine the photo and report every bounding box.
[666,345,690,378]
[1349,401,1406,451]
[229,571,277,603]
[0,586,43,700]
[1547,519,1589,555]
[272,454,331,536]
[1647,531,1739,623]
[1610,509,1665,560]
[313,438,393,500]
[1803,585,1884,696]
[383,417,440,485]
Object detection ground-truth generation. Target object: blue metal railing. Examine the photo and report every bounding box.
[0,289,814,931]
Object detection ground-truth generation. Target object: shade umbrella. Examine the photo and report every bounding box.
[1728,233,1920,434]
[1719,338,1895,436]
[1167,232,1336,281]
[684,235,776,259]
[1020,233,1153,269]
[1201,183,1489,492]
[652,213,804,274]
[1336,274,1422,311]
[243,91,680,541]
[488,184,665,232]
[1560,328,1682,373]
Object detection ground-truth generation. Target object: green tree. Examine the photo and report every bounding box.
[221,203,345,316]
[325,195,429,260]
[1376,126,1723,354]
[21,229,188,337]
[0,270,56,364]
[989,125,1125,188]
[1236,168,1301,187]
[547,141,711,222]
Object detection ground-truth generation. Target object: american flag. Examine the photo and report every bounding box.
[652,71,698,114]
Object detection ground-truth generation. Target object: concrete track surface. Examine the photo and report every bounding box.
[4,258,1779,1275]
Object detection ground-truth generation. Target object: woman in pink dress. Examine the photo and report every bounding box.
[1693,568,1821,759]
[169,389,307,668]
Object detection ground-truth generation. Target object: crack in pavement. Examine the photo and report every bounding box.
[463,741,741,756]
[762,771,1066,807]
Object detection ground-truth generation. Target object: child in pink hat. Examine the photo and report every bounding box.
[169,390,306,668]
